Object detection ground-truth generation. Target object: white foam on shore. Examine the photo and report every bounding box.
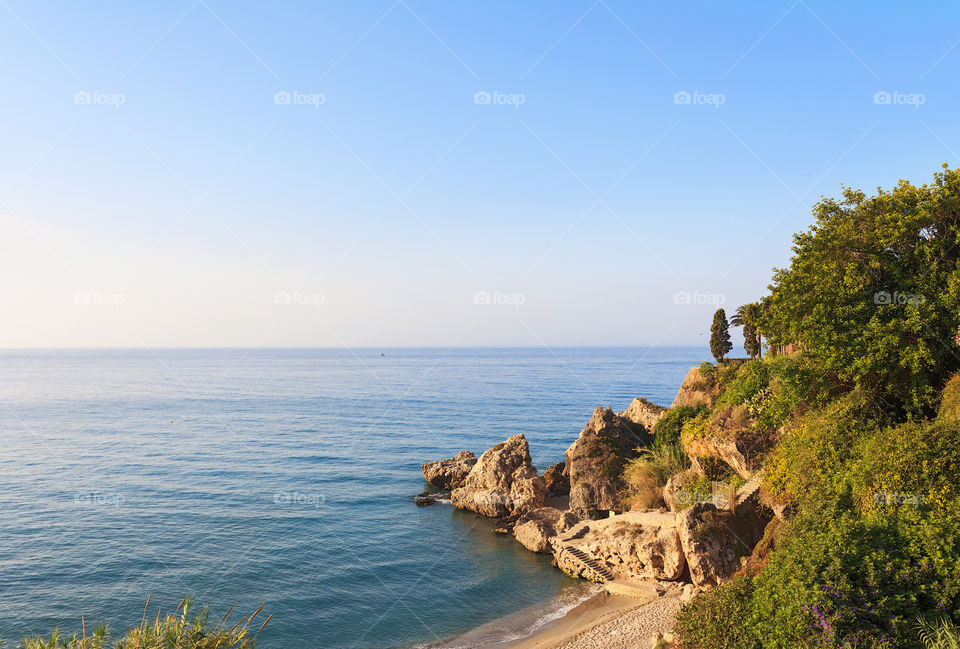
[409,582,604,649]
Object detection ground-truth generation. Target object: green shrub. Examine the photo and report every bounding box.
[652,405,703,446]
[940,374,960,423]
[719,361,771,408]
[13,598,268,649]
[916,615,960,649]
[675,574,760,649]
[749,506,960,649]
[624,441,689,509]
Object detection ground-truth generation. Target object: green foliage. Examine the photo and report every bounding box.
[623,441,689,509]
[852,419,960,515]
[917,616,960,649]
[749,506,960,649]
[940,374,960,423]
[698,361,717,380]
[717,361,770,408]
[14,599,267,649]
[733,302,764,359]
[743,322,761,359]
[652,405,703,446]
[675,575,760,649]
[710,308,733,363]
[764,165,960,416]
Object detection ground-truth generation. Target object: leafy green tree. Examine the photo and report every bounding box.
[743,322,761,359]
[765,165,960,415]
[710,308,733,363]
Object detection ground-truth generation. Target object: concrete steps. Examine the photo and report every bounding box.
[563,544,615,582]
[736,472,763,508]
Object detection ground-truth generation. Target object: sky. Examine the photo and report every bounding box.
[1,1,958,348]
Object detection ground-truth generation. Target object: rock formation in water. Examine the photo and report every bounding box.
[451,434,545,517]
[421,450,477,490]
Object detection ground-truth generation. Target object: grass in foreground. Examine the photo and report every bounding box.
[9,596,269,649]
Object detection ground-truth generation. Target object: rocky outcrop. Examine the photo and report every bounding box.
[543,461,569,495]
[583,513,686,581]
[671,367,719,410]
[663,469,707,512]
[421,451,477,490]
[687,437,752,479]
[413,492,450,506]
[618,398,667,432]
[513,507,564,553]
[677,503,740,587]
[566,407,647,517]
[451,435,545,517]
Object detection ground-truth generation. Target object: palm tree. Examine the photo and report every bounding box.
[731,302,763,358]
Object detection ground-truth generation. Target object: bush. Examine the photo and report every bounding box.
[749,506,960,649]
[916,616,960,649]
[940,374,960,423]
[624,441,689,509]
[14,598,268,649]
[675,574,760,649]
[652,405,703,446]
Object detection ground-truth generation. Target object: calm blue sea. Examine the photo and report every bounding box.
[0,347,709,649]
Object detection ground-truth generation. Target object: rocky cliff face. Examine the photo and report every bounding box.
[542,461,569,496]
[671,367,719,409]
[566,407,647,517]
[582,513,686,581]
[676,503,741,587]
[618,397,667,432]
[421,451,477,490]
[451,434,545,517]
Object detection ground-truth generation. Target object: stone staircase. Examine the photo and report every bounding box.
[735,472,763,508]
[559,543,614,582]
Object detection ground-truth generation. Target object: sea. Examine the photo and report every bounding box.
[0,347,709,649]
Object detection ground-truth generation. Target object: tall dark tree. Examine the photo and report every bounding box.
[710,308,733,363]
[743,322,761,359]
[731,302,763,358]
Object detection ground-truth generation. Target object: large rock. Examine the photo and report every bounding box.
[663,469,707,512]
[687,436,752,479]
[677,503,740,587]
[513,507,564,553]
[618,398,668,432]
[451,434,545,517]
[583,512,686,581]
[671,367,719,410]
[421,451,477,490]
[543,461,569,496]
[566,407,647,516]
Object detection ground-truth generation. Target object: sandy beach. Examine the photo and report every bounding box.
[505,592,681,649]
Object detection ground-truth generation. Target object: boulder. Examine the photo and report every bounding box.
[543,461,569,496]
[421,451,477,490]
[677,503,740,587]
[513,507,564,553]
[566,407,647,516]
[618,397,667,432]
[582,512,686,581]
[671,366,719,410]
[451,434,545,517]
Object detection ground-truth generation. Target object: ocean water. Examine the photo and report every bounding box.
[0,347,709,649]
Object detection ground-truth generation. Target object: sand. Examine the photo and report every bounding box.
[505,592,681,649]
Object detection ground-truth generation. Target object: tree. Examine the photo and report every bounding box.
[743,322,761,359]
[732,302,764,359]
[764,164,960,415]
[710,308,733,363]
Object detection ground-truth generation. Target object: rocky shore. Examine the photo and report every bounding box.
[418,369,776,624]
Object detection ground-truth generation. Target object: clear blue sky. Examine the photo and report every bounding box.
[1,1,958,348]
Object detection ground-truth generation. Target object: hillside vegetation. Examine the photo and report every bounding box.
[651,166,960,649]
